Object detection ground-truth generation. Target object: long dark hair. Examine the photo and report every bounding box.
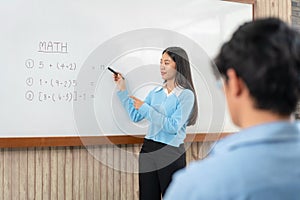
[163,47,198,126]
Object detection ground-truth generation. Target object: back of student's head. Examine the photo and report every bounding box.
[214,18,300,115]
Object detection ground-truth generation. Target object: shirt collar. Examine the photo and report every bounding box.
[154,83,184,97]
[212,121,300,154]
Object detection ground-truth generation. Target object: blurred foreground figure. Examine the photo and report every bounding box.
[165,18,300,200]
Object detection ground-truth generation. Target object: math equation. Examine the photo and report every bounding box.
[24,41,99,103]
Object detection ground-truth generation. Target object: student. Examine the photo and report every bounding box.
[113,47,198,200]
[164,18,300,200]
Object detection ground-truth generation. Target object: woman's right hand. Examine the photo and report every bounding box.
[113,73,126,91]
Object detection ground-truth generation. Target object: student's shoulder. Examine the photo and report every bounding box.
[182,88,194,95]
[177,88,194,100]
[179,154,232,180]
[171,153,240,199]
[166,157,231,199]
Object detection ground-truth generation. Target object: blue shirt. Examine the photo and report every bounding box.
[165,121,300,199]
[117,86,194,147]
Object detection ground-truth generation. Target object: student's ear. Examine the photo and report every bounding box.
[226,68,245,97]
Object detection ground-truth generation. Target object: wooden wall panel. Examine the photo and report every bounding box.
[11,149,19,200]
[126,145,134,200]
[292,0,300,31]
[42,147,51,200]
[65,147,73,200]
[100,145,107,200]
[87,147,95,200]
[4,149,12,200]
[57,147,65,200]
[28,147,35,200]
[0,142,209,200]
[0,149,3,200]
[19,149,28,200]
[93,147,101,200]
[255,0,291,23]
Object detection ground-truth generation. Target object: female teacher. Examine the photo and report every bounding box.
[113,46,198,200]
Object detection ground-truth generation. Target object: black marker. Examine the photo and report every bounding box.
[108,67,124,79]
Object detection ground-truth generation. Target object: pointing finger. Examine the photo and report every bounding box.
[129,96,137,100]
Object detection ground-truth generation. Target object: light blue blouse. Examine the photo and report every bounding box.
[117,86,194,147]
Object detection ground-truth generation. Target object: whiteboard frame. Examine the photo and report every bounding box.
[0,0,255,147]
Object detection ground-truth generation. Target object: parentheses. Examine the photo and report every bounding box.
[69,80,71,88]
[74,63,76,71]
[65,92,68,101]
[51,79,54,87]
[57,62,60,70]
[69,92,73,102]
[52,93,55,102]
[39,92,43,102]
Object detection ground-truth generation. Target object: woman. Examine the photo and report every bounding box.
[113,47,198,200]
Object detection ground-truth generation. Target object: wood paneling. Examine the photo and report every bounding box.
[0,140,264,199]
[255,0,291,23]
[0,142,211,200]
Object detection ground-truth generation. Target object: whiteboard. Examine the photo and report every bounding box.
[0,0,252,137]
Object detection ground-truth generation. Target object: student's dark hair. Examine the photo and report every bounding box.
[163,47,198,125]
[214,18,300,115]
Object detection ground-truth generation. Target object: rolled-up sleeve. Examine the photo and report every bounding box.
[117,90,153,122]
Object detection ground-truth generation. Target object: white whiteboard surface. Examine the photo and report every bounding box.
[0,0,252,137]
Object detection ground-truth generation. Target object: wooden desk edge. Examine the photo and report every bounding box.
[0,133,234,148]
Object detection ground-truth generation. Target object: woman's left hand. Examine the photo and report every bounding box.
[129,96,144,110]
